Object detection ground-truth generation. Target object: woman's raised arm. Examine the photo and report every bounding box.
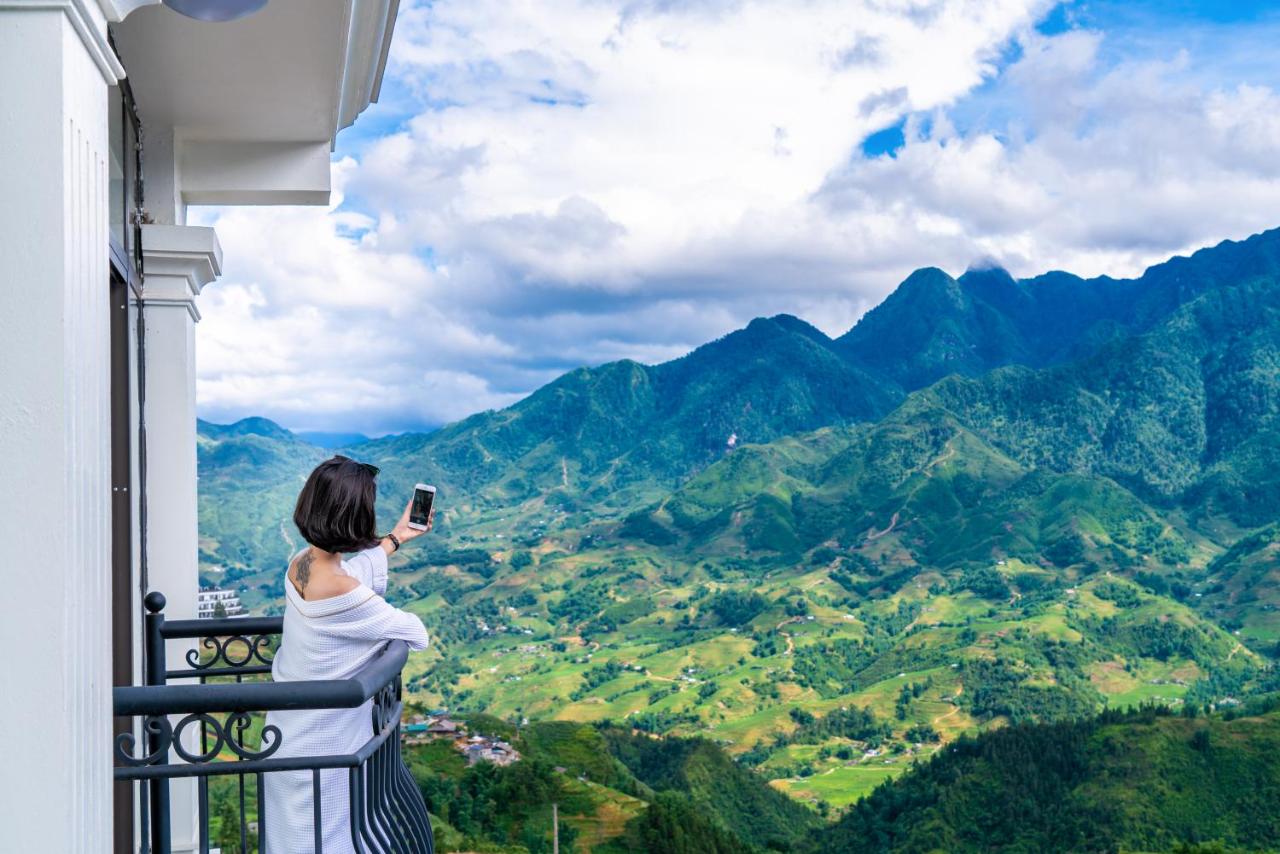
[349,595,430,651]
[378,498,434,558]
[343,546,388,594]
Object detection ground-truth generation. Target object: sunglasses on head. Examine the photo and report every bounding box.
[334,455,379,477]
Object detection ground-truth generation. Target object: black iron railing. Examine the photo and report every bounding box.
[113,592,434,853]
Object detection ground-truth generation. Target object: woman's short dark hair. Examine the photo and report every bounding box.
[293,455,380,553]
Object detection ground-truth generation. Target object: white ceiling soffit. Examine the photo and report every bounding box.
[110,0,398,146]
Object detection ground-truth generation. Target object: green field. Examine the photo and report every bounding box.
[774,764,905,809]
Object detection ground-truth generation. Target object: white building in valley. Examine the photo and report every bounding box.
[0,1,401,851]
[196,586,244,619]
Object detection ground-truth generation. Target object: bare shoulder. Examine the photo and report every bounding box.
[307,573,361,599]
[287,551,362,601]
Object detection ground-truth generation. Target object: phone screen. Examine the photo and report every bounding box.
[410,487,435,527]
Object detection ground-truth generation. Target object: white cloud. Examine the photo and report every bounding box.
[195,0,1280,435]
[194,169,521,433]
[817,27,1280,278]
[363,0,1053,288]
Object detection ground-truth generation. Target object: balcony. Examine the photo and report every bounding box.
[113,592,433,853]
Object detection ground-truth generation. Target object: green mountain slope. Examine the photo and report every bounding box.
[197,313,900,576]
[197,417,326,607]
[601,727,820,850]
[1198,523,1280,645]
[198,227,1280,827]
[201,227,1280,576]
[806,703,1280,854]
[357,314,898,512]
[406,718,811,853]
[915,265,1280,515]
[641,399,1212,586]
[837,227,1280,391]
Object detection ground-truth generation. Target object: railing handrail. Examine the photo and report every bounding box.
[113,639,409,716]
[161,614,284,638]
[114,592,433,854]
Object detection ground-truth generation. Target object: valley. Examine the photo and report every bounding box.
[198,228,1280,850]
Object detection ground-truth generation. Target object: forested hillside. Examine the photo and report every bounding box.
[402,705,1280,853]
[807,701,1280,853]
[405,718,816,853]
[198,228,1280,850]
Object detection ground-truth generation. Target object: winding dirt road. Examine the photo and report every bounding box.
[932,687,963,727]
[865,512,900,541]
[774,617,801,655]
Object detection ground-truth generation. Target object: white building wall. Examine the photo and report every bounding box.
[0,3,395,849]
[0,5,123,852]
[137,222,222,853]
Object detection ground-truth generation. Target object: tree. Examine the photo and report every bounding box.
[959,566,1011,601]
[212,795,243,853]
[635,792,754,854]
[708,591,768,627]
[905,723,941,743]
[1046,534,1086,568]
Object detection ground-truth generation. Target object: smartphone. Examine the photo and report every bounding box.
[408,483,437,531]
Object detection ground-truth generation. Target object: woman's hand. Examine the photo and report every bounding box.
[388,497,432,548]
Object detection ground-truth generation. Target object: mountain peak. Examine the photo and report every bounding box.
[198,416,295,441]
[959,265,1015,287]
[886,266,967,310]
[900,265,956,286]
[744,313,831,344]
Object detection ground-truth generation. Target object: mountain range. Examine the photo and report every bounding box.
[198,227,1280,848]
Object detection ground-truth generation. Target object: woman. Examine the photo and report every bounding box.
[263,455,431,853]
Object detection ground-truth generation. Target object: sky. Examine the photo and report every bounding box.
[193,0,1280,437]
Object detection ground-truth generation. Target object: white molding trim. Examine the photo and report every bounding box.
[139,224,223,322]
[335,0,399,138]
[1,0,127,83]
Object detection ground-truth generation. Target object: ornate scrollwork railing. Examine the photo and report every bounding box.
[181,631,275,673]
[112,591,433,854]
[159,610,282,680]
[114,711,284,766]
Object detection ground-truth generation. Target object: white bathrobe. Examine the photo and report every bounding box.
[262,546,429,853]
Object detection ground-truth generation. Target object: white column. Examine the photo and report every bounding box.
[138,222,220,623]
[138,222,222,854]
[141,123,186,225]
[0,3,123,853]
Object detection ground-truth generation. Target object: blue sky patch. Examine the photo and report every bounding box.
[861,122,906,158]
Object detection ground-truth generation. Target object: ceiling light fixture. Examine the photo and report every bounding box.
[162,0,269,23]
